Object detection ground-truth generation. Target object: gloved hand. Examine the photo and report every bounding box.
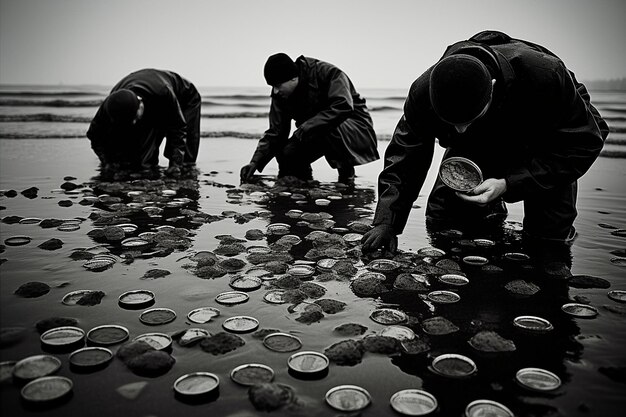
[240,162,257,183]
[361,224,398,254]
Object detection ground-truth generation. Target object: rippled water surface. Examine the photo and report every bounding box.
[0,87,625,416]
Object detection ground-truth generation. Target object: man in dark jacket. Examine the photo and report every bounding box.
[87,68,201,177]
[362,31,609,263]
[240,53,379,184]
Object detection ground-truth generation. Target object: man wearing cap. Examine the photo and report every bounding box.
[87,68,201,178]
[240,53,379,184]
[362,31,608,266]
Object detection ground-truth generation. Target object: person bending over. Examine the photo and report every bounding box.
[87,68,201,178]
[241,53,379,184]
[362,31,608,268]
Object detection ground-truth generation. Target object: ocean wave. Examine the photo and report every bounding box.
[0,113,269,122]
[0,98,270,109]
[0,131,392,141]
[0,99,102,107]
[0,114,92,123]
[0,132,623,158]
[600,150,626,158]
[0,91,105,97]
[599,106,626,114]
[203,94,269,100]
[369,106,402,111]
[201,100,267,107]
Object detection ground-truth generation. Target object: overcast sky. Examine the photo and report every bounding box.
[1,0,624,88]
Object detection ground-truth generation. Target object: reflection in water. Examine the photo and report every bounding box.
[368,225,585,416]
[238,175,585,415]
[83,167,204,261]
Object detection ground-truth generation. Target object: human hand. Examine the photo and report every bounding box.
[361,224,398,254]
[455,178,507,206]
[240,162,257,183]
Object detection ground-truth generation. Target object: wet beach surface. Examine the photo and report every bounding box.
[1,85,626,416]
[1,137,625,417]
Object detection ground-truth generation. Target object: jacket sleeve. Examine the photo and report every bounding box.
[86,105,110,164]
[297,68,354,140]
[503,66,608,202]
[250,98,291,171]
[162,87,188,165]
[373,88,437,234]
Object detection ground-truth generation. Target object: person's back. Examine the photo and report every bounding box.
[87,68,201,178]
[363,31,608,269]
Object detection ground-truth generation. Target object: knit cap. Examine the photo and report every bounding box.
[429,54,492,124]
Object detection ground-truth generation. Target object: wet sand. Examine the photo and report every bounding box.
[1,137,625,416]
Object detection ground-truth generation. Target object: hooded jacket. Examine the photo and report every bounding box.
[87,68,200,167]
[373,31,609,233]
[251,56,379,170]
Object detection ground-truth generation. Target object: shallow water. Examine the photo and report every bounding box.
[1,87,626,416]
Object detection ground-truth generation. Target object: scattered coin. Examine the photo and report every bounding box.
[40,326,85,350]
[215,291,249,305]
[230,364,275,386]
[515,367,562,392]
[370,308,408,325]
[325,385,371,412]
[187,307,221,324]
[139,308,177,325]
[390,389,438,416]
[21,376,73,403]
[222,316,259,333]
[230,275,262,292]
[431,354,477,378]
[69,347,113,370]
[380,325,416,341]
[173,372,219,399]
[464,399,514,417]
[4,236,32,246]
[438,274,469,286]
[462,256,489,266]
[513,316,553,333]
[118,290,155,309]
[264,289,287,304]
[561,303,599,318]
[263,333,303,352]
[608,290,626,303]
[427,290,461,304]
[133,333,172,351]
[367,259,400,272]
[13,355,62,381]
[86,325,129,346]
[287,351,329,379]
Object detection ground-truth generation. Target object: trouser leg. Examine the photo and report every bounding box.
[135,126,163,169]
[275,138,325,180]
[182,98,201,164]
[521,181,577,269]
[337,165,355,182]
[523,181,578,241]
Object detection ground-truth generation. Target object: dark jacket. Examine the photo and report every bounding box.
[373,31,609,233]
[251,56,379,170]
[87,68,200,166]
